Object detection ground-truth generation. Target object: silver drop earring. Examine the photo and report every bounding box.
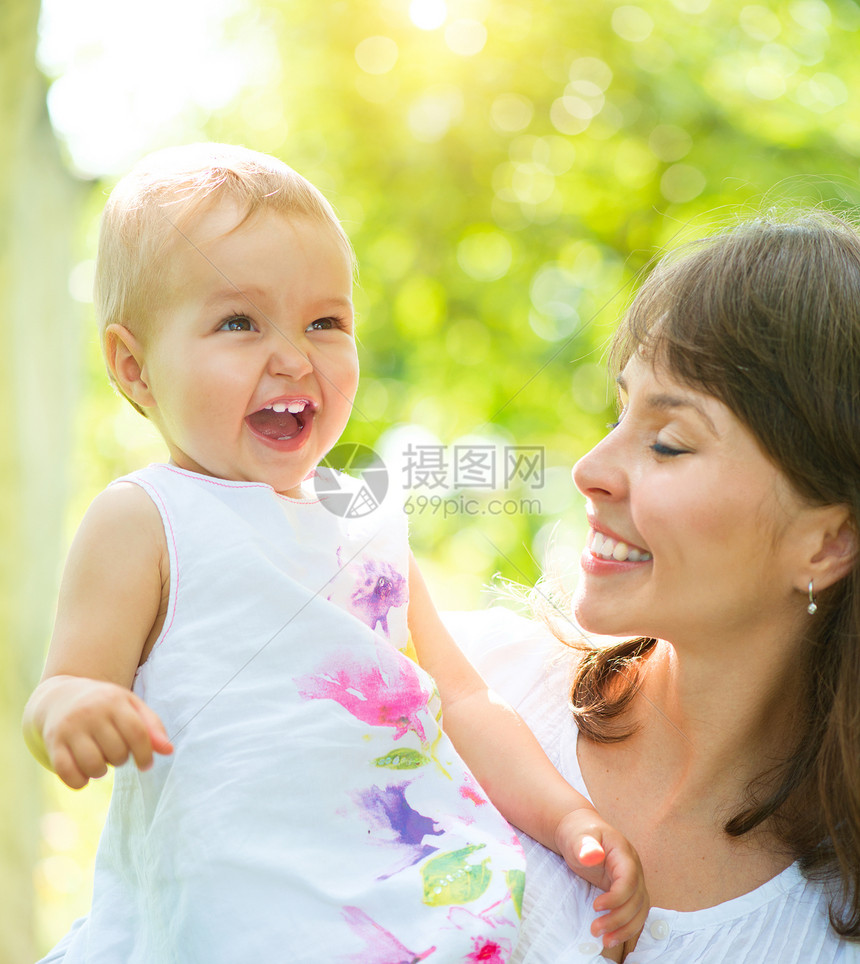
[807,579,818,615]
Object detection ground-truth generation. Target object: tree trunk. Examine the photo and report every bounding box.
[0,1,83,959]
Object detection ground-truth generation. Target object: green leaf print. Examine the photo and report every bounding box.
[421,844,491,906]
[506,868,525,919]
[373,748,430,769]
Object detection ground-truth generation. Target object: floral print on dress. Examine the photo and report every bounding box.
[327,554,408,638]
[294,643,433,743]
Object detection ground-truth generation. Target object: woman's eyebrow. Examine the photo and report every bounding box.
[616,373,719,437]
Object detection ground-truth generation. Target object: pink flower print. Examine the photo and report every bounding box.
[340,906,436,963]
[459,771,489,808]
[465,937,510,963]
[445,905,518,954]
[294,647,432,743]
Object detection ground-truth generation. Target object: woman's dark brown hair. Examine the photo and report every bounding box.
[570,211,860,937]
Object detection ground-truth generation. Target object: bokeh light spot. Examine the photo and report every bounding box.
[739,5,781,42]
[444,19,487,56]
[355,36,399,74]
[408,87,463,142]
[457,228,514,281]
[660,163,706,203]
[648,124,692,162]
[490,93,534,133]
[611,5,654,42]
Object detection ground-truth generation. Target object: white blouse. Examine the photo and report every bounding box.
[446,607,860,964]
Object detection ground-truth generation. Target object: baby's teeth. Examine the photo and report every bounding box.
[271,402,288,413]
[287,402,306,414]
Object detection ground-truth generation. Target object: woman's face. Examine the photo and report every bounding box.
[571,352,817,647]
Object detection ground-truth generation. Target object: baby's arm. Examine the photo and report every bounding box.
[22,483,173,789]
[408,556,648,947]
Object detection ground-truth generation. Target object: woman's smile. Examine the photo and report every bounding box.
[587,526,652,563]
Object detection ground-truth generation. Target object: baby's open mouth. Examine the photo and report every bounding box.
[246,399,313,441]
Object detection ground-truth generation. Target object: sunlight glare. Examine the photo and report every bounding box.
[409,0,447,30]
[37,0,269,177]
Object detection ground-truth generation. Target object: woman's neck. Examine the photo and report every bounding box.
[627,633,807,807]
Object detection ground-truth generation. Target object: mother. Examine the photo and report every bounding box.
[464,212,860,962]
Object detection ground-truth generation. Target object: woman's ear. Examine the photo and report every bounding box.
[805,508,857,592]
[104,324,156,410]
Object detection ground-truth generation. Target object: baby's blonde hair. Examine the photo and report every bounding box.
[95,141,352,363]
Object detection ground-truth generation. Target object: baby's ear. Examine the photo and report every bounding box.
[807,509,857,591]
[104,324,156,410]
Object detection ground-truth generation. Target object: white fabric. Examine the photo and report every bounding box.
[446,607,860,964]
[41,465,525,964]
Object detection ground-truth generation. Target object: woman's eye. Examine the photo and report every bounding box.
[651,441,688,457]
[220,315,253,332]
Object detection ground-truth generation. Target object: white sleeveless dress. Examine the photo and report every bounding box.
[40,464,525,963]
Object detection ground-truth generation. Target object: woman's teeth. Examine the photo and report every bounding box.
[591,531,652,562]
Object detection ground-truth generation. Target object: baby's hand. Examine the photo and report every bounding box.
[554,807,649,949]
[38,676,173,789]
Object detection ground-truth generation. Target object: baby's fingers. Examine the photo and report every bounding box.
[592,891,649,947]
[126,696,173,767]
[52,744,91,790]
[64,734,110,785]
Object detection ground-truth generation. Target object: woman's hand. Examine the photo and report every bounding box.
[555,807,650,949]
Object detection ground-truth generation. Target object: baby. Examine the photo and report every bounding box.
[23,143,647,962]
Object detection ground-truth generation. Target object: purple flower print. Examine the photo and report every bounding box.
[328,557,408,638]
[354,783,444,876]
[340,906,436,963]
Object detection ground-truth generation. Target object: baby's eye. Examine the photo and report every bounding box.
[219,315,254,332]
[306,317,343,332]
[223,315,253,332]
[218,315,256,331]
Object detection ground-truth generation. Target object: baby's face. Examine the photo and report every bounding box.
[139,200,359,498]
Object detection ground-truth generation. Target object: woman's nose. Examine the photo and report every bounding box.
[571,431,626,500]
